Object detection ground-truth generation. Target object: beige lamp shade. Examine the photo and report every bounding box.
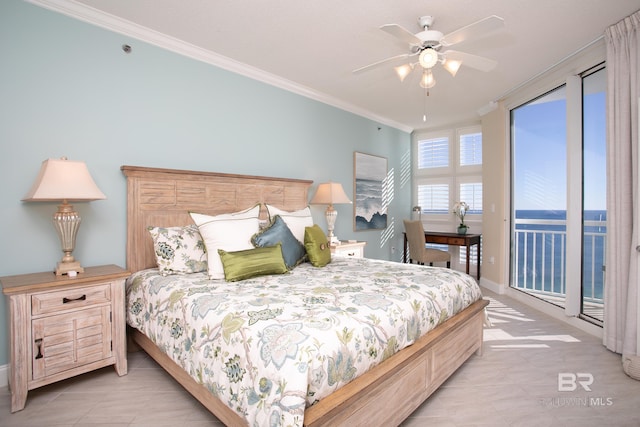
[310,182,351,245]
[23,157,106,202]
[309,182,352,207]
[23,157,105,276]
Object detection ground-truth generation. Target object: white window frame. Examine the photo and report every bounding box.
[413,130,453,174]
[457,175,483,220]
[412,125,483,271]
[415,176,454,222]
[457,126,483,173]
[413,126,483,225]
[413,130,453,225]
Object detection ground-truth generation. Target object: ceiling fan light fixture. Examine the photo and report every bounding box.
[443,58,462,77]
[419,70,436,89]
[394,63,413,82]
[418,47,439,69]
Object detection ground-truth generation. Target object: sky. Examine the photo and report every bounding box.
[512,82,606,212]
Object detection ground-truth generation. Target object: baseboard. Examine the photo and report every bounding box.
[479,277,506,294]
[0,363,7,388]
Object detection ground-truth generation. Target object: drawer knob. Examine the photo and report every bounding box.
[63,294,87,304]
[34,338,43,360]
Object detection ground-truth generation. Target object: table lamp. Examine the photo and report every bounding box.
[22,157,106,275]
[310,182,352,245]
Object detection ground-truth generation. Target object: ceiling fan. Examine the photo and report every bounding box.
[354,15,504,89]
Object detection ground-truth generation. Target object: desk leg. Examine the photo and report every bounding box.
[466,243,471,275]
[477,241,481,280]
[403,234,407,263]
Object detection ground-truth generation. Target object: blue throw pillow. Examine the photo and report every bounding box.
[252,215,306,269]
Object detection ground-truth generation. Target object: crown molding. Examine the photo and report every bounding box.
[26,0,412,133]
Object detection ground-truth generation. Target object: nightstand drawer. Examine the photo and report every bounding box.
[333,247,363,257]
[32,284,111,316]
[330,241,366,258]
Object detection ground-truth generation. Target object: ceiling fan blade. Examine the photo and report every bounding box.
[444,50,498,72]
[440,15,504,47]
[380,24,423,46]
[352,53,411,74]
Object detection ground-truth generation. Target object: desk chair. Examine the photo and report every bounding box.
[403,220,451,268]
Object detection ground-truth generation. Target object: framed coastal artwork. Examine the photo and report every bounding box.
[354,152,388,230]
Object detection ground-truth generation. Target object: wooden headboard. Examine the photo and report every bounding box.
[121,165,313,273]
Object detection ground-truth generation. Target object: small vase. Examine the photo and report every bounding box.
[457,225,468,235]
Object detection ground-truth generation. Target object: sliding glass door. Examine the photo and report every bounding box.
[510,66,606,324]
[581,68,606,322]
[511,85,568,306]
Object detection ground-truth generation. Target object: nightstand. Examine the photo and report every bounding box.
[330,241,367,258]
[0,264,130,413]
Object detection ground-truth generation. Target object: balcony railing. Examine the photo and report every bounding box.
[512,217,605,321]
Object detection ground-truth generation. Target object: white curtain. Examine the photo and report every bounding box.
[603,10,640,380]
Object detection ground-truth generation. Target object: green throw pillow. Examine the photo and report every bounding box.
[218,243,288,282]
[304,225,331,267]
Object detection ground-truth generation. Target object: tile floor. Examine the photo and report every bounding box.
[1,289,639,426]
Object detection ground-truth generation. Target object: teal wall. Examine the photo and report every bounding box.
[0,1,411,367]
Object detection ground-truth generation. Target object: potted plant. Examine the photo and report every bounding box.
[453,201,469,234]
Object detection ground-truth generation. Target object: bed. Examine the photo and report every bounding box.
[121,165,489,426]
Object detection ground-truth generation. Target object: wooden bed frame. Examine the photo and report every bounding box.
[121,165,489,426]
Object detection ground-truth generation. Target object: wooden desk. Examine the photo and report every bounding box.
[403,231,482,279]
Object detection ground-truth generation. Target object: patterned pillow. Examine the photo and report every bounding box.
[190,205,261,280]
[252,215,306,269]
[304,224,331,267]
[266,205,313,243]
[148,225,207,276]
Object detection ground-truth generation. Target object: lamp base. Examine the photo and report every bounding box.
[55,261,84,276]
[52,201,84,276]
[325,205,341,246]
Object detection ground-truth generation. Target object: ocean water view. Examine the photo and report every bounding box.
[513,209,606,302]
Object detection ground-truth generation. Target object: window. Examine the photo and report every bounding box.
[460,132,482,166]
[509,65,606,324]
[460,181,483,214]
[412,126,483,273]
[417,181,450,214]
[417,137,449,169]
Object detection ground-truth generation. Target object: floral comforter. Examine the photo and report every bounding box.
[126,256,482,426]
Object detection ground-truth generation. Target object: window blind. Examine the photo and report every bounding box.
[460,132,482,166]
[417,137,449,169]
[417,183,449,214]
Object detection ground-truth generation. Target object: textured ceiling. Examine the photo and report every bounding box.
[38,0,640,132]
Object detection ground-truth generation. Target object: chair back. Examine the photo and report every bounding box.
[403,219,426,259]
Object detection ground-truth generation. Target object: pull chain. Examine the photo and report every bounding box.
[422,86,430,122]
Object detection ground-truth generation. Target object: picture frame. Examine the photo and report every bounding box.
[354,152,388,230]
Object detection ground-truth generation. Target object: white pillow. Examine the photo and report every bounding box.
[190,205,261,279]
[266,205,313,243]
